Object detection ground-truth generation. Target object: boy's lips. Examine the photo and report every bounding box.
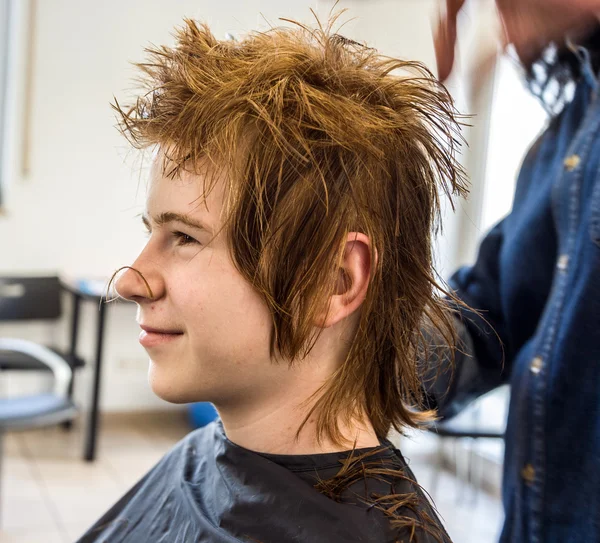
[139,324,184,347]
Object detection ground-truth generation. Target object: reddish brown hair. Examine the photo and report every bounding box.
[114,15,467,444]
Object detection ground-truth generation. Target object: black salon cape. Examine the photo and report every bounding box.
[77,421,451,542]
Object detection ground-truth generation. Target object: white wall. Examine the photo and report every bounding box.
[1,0,475,412]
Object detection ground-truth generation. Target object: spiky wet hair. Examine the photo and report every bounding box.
[114,14,467,445]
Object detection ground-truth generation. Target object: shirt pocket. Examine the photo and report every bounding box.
[591,175,600,247]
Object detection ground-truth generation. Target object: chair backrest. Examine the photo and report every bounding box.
[0,276,62,321]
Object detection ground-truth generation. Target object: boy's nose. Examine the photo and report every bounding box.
[114,264,161,304]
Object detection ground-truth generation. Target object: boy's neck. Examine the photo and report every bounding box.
[217,323,379,455]
[217,392,380,455]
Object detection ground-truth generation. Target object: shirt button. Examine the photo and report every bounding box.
[521,464,536,485]
[530,356,543,374]
[563,154,581,171]
[557,254,569,271]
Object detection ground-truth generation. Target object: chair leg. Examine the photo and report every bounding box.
[61,375,75,431]
[455,438,470,504]
[468,438,482,505]
[429,436,445,499]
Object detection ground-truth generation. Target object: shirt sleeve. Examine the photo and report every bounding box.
[424,220,510,419]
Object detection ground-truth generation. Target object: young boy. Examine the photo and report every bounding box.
[78,15,465,543]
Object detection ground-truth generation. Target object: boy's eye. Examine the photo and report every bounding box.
[173,231,199,246]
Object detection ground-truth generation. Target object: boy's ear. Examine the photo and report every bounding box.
[317,232,374,328]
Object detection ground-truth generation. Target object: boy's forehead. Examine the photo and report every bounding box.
[147,153,226,221]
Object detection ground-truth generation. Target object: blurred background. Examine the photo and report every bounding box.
[0,1,547,541]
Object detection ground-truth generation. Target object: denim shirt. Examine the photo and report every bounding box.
[446,50,600,543]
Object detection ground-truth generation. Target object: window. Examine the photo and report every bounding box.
[481,55,547,232]
[0,0,11,207]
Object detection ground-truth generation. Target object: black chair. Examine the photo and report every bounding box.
[428,390,507,502]
[0,276,85,395]
[0,276,81,522]
[0,338,77,523]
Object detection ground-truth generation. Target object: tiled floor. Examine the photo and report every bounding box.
[2,412,503,542]
[2,411,190,543]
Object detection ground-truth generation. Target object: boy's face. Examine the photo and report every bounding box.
[117,155,278,405]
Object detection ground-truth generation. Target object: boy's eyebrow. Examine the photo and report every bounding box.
[142,211,212,233]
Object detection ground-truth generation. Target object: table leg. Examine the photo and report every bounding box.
[84,301,106,462]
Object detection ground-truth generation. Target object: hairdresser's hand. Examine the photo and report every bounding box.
[435,0,600,81]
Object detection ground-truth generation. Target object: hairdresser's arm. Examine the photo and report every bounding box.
[424,222,509,419]
[435,0,600,81]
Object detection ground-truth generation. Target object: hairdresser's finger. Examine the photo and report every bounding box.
[434,0,467,81]
[497,0,600,66]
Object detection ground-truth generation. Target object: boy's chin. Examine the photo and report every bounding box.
[148,364,203,404]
